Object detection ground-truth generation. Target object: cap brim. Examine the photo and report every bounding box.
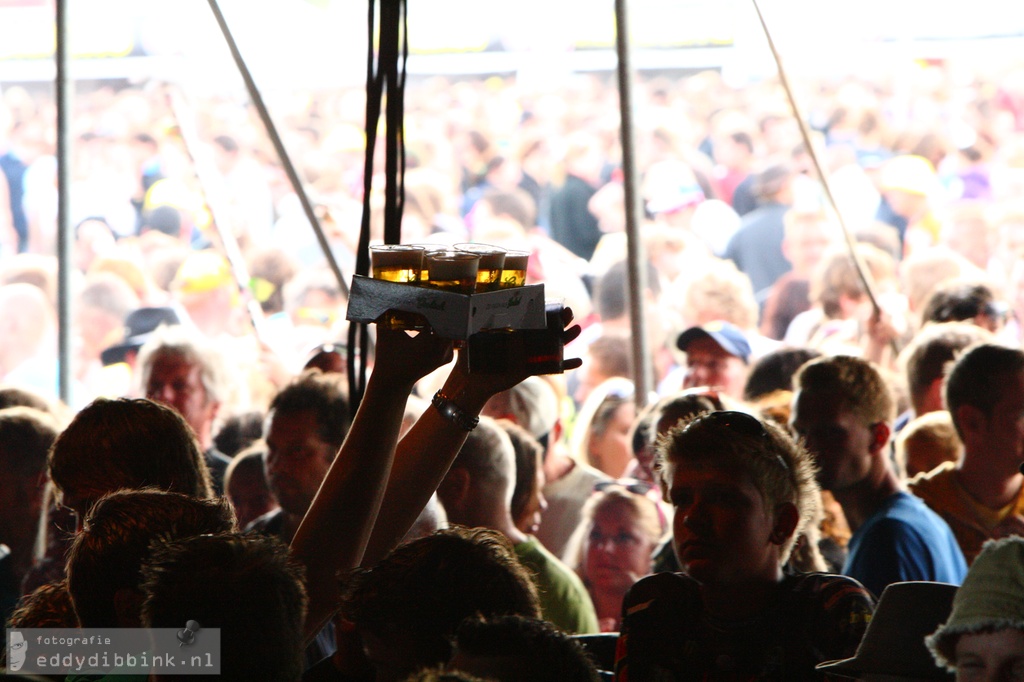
[676,327,708,350]
[100,332,152,366]
[100,343,137,366]
[676,327,748,362]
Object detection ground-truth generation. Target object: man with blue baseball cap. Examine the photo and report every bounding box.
[676,320,752,401]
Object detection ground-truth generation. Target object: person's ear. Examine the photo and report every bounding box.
[955,404,985,442]
[924,378,945,414]
[437,466,471,514]
[543,419,563,462]
[770,502,799,546]
[209,399,222,422]
[869,421,891,455]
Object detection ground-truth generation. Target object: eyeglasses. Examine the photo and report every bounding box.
[685,410,789,473]
[588,527,646,549]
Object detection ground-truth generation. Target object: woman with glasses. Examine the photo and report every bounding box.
[565,481,666,632]
[614,410,875,681]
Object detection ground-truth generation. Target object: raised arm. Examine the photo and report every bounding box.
[362,308,583,565]
[291,326,454,642]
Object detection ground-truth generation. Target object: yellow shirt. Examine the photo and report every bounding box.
[908,460,1024,565]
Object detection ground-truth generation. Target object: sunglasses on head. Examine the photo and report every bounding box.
[601,382,636,402]
[685,410,789,472]
[688,410,768,438]
[592,477,668,533]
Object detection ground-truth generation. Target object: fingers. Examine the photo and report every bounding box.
[563,324,583,344]
[560,305,576,327]
[562,357,583,371]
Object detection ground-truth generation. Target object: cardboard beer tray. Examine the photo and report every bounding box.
[345,275,546,339]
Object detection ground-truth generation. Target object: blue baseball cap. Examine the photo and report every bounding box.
[676,321,752,364]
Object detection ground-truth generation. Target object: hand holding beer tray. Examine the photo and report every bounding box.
[347,243,567,373]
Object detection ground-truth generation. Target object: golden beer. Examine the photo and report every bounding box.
[370,244,427,330]
[499,250,530,288]
[455,243,506,293]
[374,266,420,283]
[370,244,424,282]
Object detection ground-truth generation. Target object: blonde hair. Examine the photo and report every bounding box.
[679,258,759,330]
[896,410,962,480]
[569,377,636,474]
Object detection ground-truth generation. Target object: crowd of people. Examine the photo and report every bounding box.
[4,49,1024,680]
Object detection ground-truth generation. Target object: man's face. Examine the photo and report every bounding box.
[263,410,335,516]
[226,468,276,529]
[74,305,122,359]
[790,389,876,492]
[667,459,779,586]
[145,354,217,437]
[682,337,747,400]
[784,220,832,276]
[978,370,1024,468]
[954,628,1024,682]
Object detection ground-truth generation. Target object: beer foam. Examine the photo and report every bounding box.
[428,256,478,280]
[372,248,422,268]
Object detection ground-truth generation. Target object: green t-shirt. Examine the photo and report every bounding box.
[515,536,599,635]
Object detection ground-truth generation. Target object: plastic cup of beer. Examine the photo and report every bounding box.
[370,244,425,283]
[499,250,530,288]
[405,244,446,282]
[454,243,507,292]
[423,251,480,294]
[370,244,427,330]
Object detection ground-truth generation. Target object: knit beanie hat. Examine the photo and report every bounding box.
[927,536,1024,669]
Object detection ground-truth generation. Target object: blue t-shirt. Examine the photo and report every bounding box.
[844,491,967,598]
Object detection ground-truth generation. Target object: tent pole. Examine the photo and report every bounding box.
[205,0,349,298]
[55,0,73,405]
[614,0,653,407]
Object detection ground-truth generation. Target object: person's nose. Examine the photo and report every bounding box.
[263,451,281,477]
[150,383,175,404]
[681,497,710,533]
[684,363,712,389]
[537,492,549,514]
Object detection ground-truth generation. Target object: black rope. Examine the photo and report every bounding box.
[348,0,408,417]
